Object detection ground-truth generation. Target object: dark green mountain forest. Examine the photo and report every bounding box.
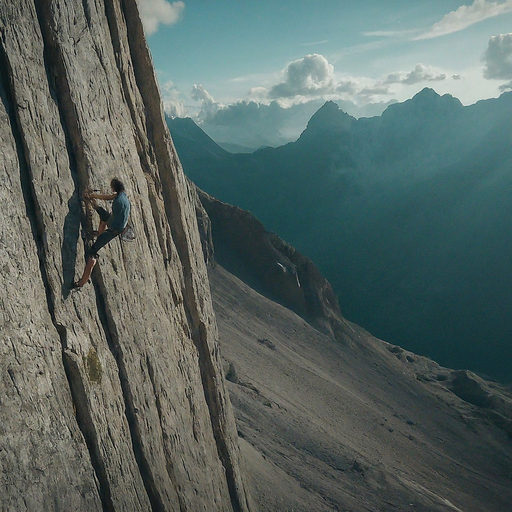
[168,88,512,382]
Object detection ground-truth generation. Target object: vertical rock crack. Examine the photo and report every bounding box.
[0,21,114,512]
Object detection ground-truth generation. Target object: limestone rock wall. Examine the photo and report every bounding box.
[0,1,250,511]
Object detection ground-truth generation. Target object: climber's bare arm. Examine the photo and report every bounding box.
[85,191,117,201]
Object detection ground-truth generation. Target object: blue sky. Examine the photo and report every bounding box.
[138,0,512,119]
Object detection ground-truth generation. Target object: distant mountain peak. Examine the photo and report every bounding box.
[317,99,341,113]
[384,87,463,119]
[414,86,439,98]
[304,100,355,134]
[413,87,462,106]
[167,116,229,159]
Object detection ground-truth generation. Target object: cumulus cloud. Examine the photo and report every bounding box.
[191,85,223,121]
[335,77,394,101]
[265,55,451,105]
[190,84,214,103]
[385,64,447,85]
[358,85,391,98]
[265,54,403,103]
[269,54,335,98]
[416,0,512,40]
[483,33,512,79]
[137,0,184,36]
[336,80,359,95]
[161,81,187,118]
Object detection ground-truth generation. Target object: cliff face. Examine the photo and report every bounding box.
[0,1,250,511]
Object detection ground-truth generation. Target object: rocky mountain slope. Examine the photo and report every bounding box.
[0,1,250,510]
[195,189,348,341]
[196,196,512,511]
[212,263,512,512]
[192,191,512,512]
[168,90,512,382]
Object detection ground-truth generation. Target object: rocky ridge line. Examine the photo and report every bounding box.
[196,188,351,341]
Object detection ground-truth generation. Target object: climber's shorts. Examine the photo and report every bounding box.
[94,206,110,223]
[86,229,121,260]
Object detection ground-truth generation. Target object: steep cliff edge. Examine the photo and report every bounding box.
[0,1,250,511]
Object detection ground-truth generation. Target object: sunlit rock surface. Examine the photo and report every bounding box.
[0,1,250,510]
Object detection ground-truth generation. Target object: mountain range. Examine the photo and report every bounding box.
[3,1,512,510]
[187,98,395,152]
[168,88,512,383]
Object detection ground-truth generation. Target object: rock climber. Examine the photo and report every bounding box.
[72,177,130,289]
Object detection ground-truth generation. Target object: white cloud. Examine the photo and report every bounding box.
[137,0,184,36]
[362,30,418,38]
[334,76,395,103]
[191,84,215,103]
[269,54,335,98]
[336,80,359,95]
[301,40,329,47]
[358,85,391,98]
[483,33,512,79]
[161,81,187,117]
[266,55,451,105]
[190,85,223,121]
[385,64,447,85]
[248,87,269,101]
[416,0,512,40]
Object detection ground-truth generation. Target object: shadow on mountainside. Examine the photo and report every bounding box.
[170,89,512,383]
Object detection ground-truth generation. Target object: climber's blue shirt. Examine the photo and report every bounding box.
[108,191,130,232]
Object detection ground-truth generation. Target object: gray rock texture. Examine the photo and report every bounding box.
[210,264,512,512]
[0,1,250,511]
